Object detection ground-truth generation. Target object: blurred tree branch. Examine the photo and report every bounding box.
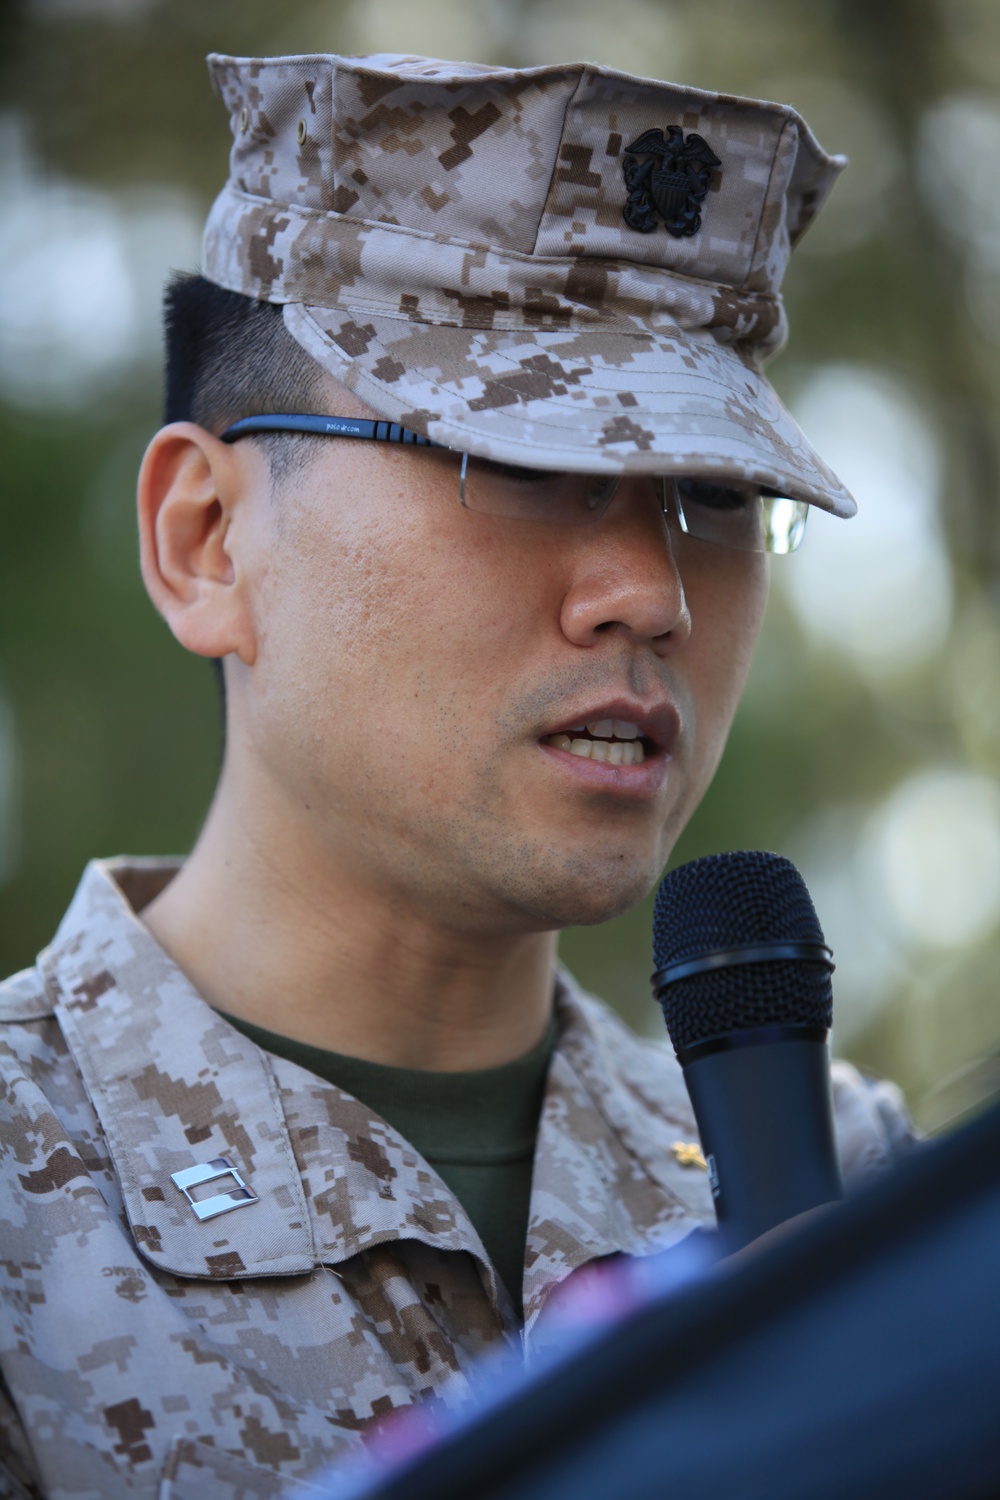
[835,0,1000,577]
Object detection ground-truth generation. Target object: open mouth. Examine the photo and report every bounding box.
[541,720,648,766]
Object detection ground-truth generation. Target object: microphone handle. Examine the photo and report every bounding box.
[681,1031,844,1251]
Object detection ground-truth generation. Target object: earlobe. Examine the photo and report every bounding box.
[137,423,258,666]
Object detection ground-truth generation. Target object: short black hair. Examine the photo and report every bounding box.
[162,273,328,704]
[163,271,326,481]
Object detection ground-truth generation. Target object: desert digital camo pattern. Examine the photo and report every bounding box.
[200,53,857,518]
[0,861,912,1498]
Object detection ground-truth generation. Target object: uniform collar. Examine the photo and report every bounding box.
[38,858,317,1280]
[523,974,712,1328]
[38,860,711,1296]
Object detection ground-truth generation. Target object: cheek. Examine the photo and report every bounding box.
[243,501,409,771]
[252,493,553,759]
[686,550,769,740]
[278,535,420,746]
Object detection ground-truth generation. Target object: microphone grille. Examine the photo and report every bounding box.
[652,850,833,1054]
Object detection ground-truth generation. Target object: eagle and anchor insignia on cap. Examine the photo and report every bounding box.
[622,126,722,237]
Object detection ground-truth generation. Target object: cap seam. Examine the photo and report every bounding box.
[739,115,792,294]
[209,53,828,150]
[220,184,784,304]
[298,293,775,337]
[303,305,765,402]
[529,62,592,259]
[301,294,635,330]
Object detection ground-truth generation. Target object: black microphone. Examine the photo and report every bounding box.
[653,850,843,1252]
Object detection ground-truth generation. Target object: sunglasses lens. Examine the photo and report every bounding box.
[456,458,809,552]
[762,496,809,554]
[459,456,620,523]
[673,478,808,554]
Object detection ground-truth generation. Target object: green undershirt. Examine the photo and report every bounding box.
[218,1010,558,1315]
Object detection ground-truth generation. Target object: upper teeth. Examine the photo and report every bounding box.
[547,725,646,765]
[566,720,641,740]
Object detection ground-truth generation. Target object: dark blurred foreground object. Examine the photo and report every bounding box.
[353,1097,1000,1500]
[653,851,842,1249]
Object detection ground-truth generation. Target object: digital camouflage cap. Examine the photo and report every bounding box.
[203,52,855,518]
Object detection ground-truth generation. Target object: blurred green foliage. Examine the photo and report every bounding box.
[2,0,1000,1128]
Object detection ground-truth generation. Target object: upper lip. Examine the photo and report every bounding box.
[541,697,680,754]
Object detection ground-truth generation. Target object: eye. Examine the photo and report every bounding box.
[676,477,754,512]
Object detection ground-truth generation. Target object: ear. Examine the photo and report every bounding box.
[137,423,259,666]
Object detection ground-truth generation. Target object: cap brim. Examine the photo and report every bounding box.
[284,304,855,519]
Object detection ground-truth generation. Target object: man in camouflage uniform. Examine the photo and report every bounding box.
[0,52,912,1499]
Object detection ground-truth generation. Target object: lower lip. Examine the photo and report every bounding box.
[538,740,670,794]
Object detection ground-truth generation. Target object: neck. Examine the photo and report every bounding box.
[141,761,557,1072]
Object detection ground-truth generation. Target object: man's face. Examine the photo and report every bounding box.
[231,387,768,936]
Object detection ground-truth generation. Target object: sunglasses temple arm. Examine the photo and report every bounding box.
[218,413,445,446]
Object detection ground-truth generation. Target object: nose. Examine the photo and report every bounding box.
[559,478,691,649]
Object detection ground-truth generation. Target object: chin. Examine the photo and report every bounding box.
[508,853,662,931]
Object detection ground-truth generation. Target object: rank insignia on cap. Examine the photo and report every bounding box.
[171,1156,259,1222]
[622,126,722,237]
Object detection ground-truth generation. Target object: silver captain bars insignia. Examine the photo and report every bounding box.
[170,1156,259,1222]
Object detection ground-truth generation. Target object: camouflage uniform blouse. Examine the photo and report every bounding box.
[0,860,913,1499]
